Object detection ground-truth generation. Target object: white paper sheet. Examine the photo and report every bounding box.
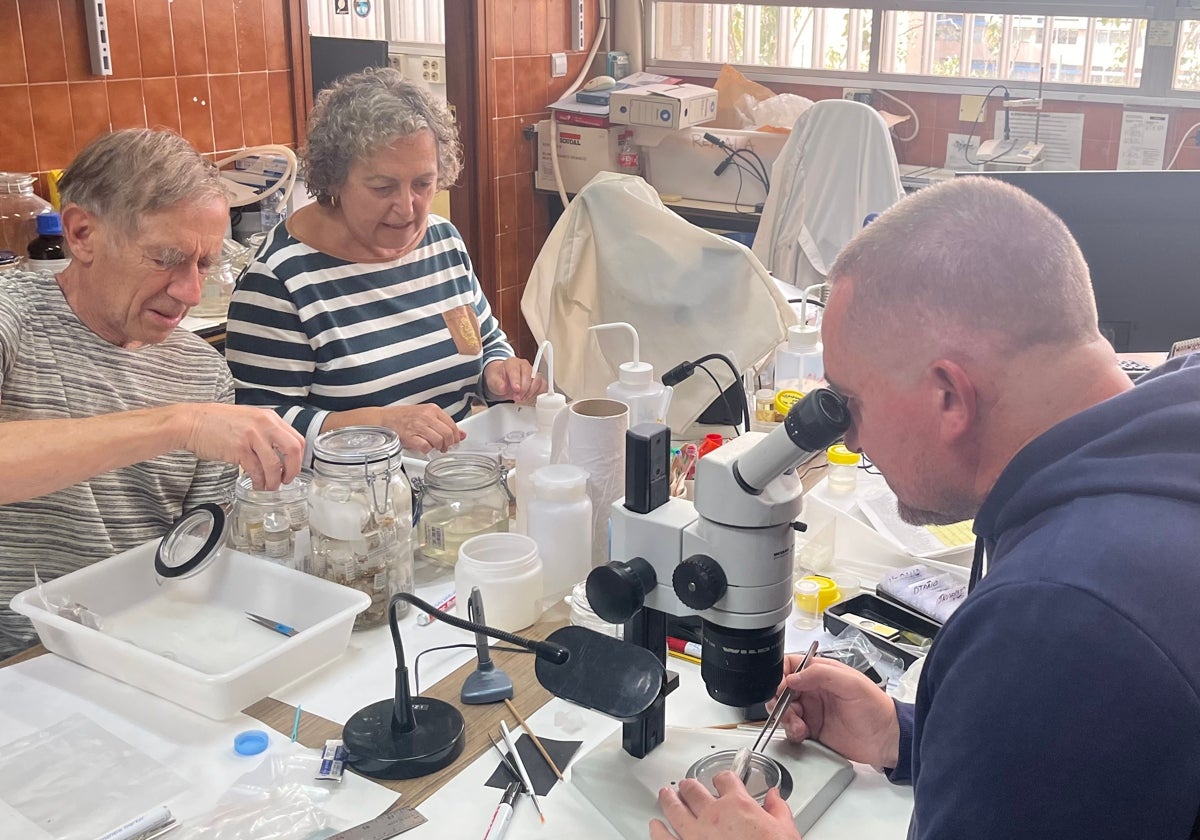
[0,656,398,839]
[1118,111,1169,170]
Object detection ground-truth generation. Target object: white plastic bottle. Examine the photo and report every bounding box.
[514,341,567,534]
[589,322,673,426]
[773,324,824,393]
[526,464,592,603]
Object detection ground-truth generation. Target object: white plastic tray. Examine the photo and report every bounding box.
[402,403,538,479]
[10,540,370,720]
[800,474,973,590]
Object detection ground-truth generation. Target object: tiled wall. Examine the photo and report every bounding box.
[483,0,597,360]
[0,0,297,197]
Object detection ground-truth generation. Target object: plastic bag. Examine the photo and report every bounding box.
[0,714,188,840]
[712,64,776,129]
[819,626,905,688]
[749,94,815,132]
[174,752,345,840]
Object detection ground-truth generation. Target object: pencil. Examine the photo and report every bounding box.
[503,698,564,781]
[667,650,702,666]
[291,705,302,742]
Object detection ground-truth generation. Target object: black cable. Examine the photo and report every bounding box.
[413,642,533,695]
[964,84,1012,167]
[692,352,751,433]
[695,362,741,436]
[731,148,770,192]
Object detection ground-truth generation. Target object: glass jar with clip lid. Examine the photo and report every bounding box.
[228,472,310,570]
[414,452,512,567]
[307,426,414,629]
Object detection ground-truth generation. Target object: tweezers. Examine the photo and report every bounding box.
[245,612,298,637]
[751,640,819,753]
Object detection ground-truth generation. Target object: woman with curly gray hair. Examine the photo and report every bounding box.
[225,69,542,456]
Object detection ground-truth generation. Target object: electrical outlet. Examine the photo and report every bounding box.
[551,52,567,78]
[387,54,404,74]
[420,56,444,85]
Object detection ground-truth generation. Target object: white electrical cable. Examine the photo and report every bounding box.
[1166,119,1200,170]
[549,0,610,208]
[873,89,919,143]
[213,145,299,214]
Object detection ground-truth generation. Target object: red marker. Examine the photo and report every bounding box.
[667,637,702,659]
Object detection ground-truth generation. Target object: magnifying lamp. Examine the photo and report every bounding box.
[342,592,664,780]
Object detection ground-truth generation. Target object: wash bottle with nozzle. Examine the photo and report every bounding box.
[589,322,673,426]
[773,284,825,394]
[515,341,567,534]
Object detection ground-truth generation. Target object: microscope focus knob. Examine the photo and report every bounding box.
[673,555,727,611]
[587,558,657,624]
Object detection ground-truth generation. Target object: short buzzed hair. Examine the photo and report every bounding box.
[59,129,226,238]
[828,177,1100,356]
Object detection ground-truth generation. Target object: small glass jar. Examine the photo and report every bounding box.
[826,444,861,495]
[192,238,249,318]
[416,453,511,567]
[0,173,54,256]
[228,472,310,570]
[308,427,414,629]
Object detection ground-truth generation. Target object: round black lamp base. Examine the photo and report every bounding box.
[343,697,466,780]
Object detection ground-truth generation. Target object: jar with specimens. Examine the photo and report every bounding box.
[228,472,310,570]
[0,173,53,257]
[416,453,511,567]
[308,427,414,628]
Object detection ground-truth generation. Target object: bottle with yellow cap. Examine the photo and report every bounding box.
[826,443,861,495]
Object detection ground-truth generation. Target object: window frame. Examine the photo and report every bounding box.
[642,2,1200,103]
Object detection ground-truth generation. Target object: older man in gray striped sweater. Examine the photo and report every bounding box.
[0,129,304,659]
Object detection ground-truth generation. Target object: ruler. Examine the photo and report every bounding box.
[327,807,427,840]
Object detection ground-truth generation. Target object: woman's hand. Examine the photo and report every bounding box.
[484,358,544,403]
[379,404,464,454]
[773,656,901,769]
[650,772,799,840]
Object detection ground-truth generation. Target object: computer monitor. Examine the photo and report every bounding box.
[310,36,389,99]
[964,170,1200,352]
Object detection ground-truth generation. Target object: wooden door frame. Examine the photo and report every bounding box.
[445,0,496,300]
[285,0,494,296]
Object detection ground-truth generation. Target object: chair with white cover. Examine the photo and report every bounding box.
[752,99,904,290]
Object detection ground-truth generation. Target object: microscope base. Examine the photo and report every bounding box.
[570,727,854,839]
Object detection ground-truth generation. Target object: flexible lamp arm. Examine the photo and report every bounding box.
[386,592,570,732]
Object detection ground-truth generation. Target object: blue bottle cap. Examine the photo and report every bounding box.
[234,729,270,756]
[36,213,62,236]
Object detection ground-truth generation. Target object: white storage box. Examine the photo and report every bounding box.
[10,541,370,720]
[609,83,718,130]
[637,126,789,206]
[402,402,538,479]
[535,120,623,194]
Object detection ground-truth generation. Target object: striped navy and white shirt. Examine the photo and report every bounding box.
[0,270,237,659]
[225,216,514,457]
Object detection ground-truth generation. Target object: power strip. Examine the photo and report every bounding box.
[571,0,585,50]
[83,0,112,76]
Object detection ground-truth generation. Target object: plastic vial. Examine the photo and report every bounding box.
[793,579,822,630]
[262,511,294,560]
[755,388,777,423]
[826,444,861,495]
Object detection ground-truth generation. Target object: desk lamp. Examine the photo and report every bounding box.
[342,591,664,780]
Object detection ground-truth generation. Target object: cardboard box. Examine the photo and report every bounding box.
[609,83,718,130]
[535,120,625,194]
[636,126,789,206]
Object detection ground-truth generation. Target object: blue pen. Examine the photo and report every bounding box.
[246,612,298,637]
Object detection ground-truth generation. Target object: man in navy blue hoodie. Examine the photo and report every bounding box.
[651,176,1200,840]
